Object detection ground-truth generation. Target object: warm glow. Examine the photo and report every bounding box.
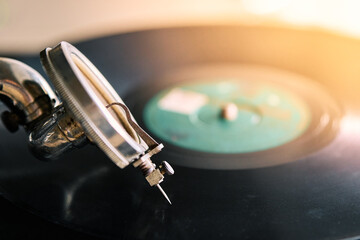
[3,0,360,53]
[242,0,360,37]
[242,0,292,15]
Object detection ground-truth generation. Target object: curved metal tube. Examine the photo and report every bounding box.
[0,57,59,127]
[0,57,87,160]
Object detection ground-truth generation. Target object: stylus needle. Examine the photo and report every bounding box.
[157,184,172,205]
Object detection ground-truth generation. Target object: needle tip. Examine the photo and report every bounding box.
[156,184,172,205]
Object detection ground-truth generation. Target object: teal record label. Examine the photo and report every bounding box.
[143,80,311,154]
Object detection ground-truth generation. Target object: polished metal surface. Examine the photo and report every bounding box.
[0,42,173,203]
[40,42,147,168]
[0,58,59,127]
[28,106,87,160]
[159,161,174,176]
[0,57,88,160]
[0,58,86,160]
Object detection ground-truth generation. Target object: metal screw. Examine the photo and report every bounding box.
[159,161,175,176]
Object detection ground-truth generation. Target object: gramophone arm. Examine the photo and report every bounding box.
[0,57,87,160]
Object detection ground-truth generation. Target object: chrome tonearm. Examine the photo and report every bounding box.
[0,41,174,204]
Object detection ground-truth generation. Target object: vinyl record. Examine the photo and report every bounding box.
[126,64,341,169]
[1,25,360,240]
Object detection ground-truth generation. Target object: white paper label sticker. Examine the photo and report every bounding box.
[158,88,208,114]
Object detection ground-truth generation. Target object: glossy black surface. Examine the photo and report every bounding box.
[0,196,100,239]
[1,26,360,239]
